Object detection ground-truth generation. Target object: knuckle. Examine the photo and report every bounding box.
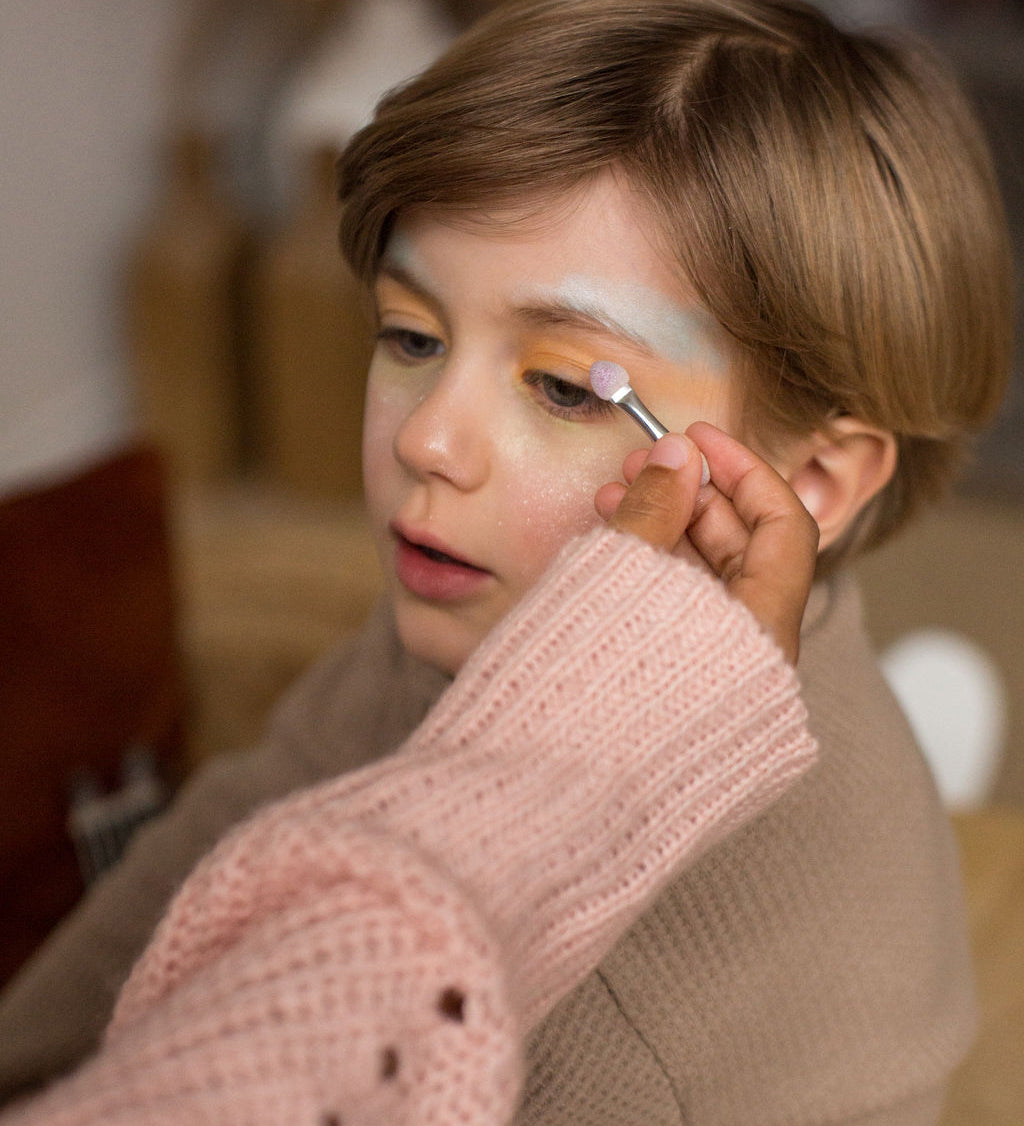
[621,491,675,523]
[719,550,745,586]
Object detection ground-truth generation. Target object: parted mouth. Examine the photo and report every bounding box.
[391,524,488,573]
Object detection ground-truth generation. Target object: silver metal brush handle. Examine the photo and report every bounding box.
[614,388,668,441]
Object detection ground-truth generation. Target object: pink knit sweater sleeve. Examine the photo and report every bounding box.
[3,528,817,1126]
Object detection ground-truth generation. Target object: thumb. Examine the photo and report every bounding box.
[607,433,703,552]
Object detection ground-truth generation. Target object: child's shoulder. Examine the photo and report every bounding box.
[568,568,974,1122]
[797,568,918,768]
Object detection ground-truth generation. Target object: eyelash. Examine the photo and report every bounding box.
[522,371,615,422]
[376,326,614,422]
[376,326,445,364]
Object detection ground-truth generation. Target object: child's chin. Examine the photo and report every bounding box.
[393,603,478,678]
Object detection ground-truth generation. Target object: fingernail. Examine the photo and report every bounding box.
[699,454,711,487]
[645,434,692,471]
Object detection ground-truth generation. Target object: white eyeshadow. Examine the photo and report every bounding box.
[527,275,723,372]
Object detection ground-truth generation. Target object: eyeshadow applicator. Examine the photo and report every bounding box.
[590,360,667,440]
[590,360,710,485]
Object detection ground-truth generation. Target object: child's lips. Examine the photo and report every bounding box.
[390,524,492,602]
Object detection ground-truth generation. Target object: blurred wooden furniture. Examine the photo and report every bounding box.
[125,131,251,487]
[171,485,380,767]
[251,145,373,502]
[945,809,1024,1126]
[0,446,185,988]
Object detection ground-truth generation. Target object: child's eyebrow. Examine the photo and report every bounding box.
[513,299,659,359]
[377,262,657,355]
[515,279,721,372]
[377,261,713,370]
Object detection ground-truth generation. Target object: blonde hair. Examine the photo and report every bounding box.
[338,0,1015,563]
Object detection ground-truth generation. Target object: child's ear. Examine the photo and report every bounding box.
[775,417,897,553]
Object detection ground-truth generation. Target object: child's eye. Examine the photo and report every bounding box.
[523,370,615,421]
[377,326,445,364]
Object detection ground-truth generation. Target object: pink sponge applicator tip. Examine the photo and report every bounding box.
[589,360,631,401]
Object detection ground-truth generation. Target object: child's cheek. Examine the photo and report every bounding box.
[361,373,409,496]
[496,432,618,580]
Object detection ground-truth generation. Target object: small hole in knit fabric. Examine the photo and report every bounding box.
[438,987,466,1022]
[380,1045,400,1080]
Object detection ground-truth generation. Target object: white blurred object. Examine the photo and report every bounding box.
[269,0,455,204]
[881,629,1008,809]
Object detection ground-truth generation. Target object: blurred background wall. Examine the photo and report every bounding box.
[0,0,177,495]
[0,0,463,500]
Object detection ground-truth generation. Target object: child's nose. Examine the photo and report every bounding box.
[393,366,489,490]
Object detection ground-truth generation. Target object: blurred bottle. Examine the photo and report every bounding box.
[251,143,373,502]
[125,130,251,487]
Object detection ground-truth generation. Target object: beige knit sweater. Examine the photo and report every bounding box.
[0,532,975,1123]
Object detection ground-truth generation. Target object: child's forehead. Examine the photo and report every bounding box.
[380,178,683,296]
[382,198,594,270]
[384,170,670,260]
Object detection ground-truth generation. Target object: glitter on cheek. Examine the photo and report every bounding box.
[491,420,613,572]
[361,359,429,495]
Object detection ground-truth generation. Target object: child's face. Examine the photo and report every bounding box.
[363,171,735,674]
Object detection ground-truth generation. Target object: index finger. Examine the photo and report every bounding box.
[606,433,705,551]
